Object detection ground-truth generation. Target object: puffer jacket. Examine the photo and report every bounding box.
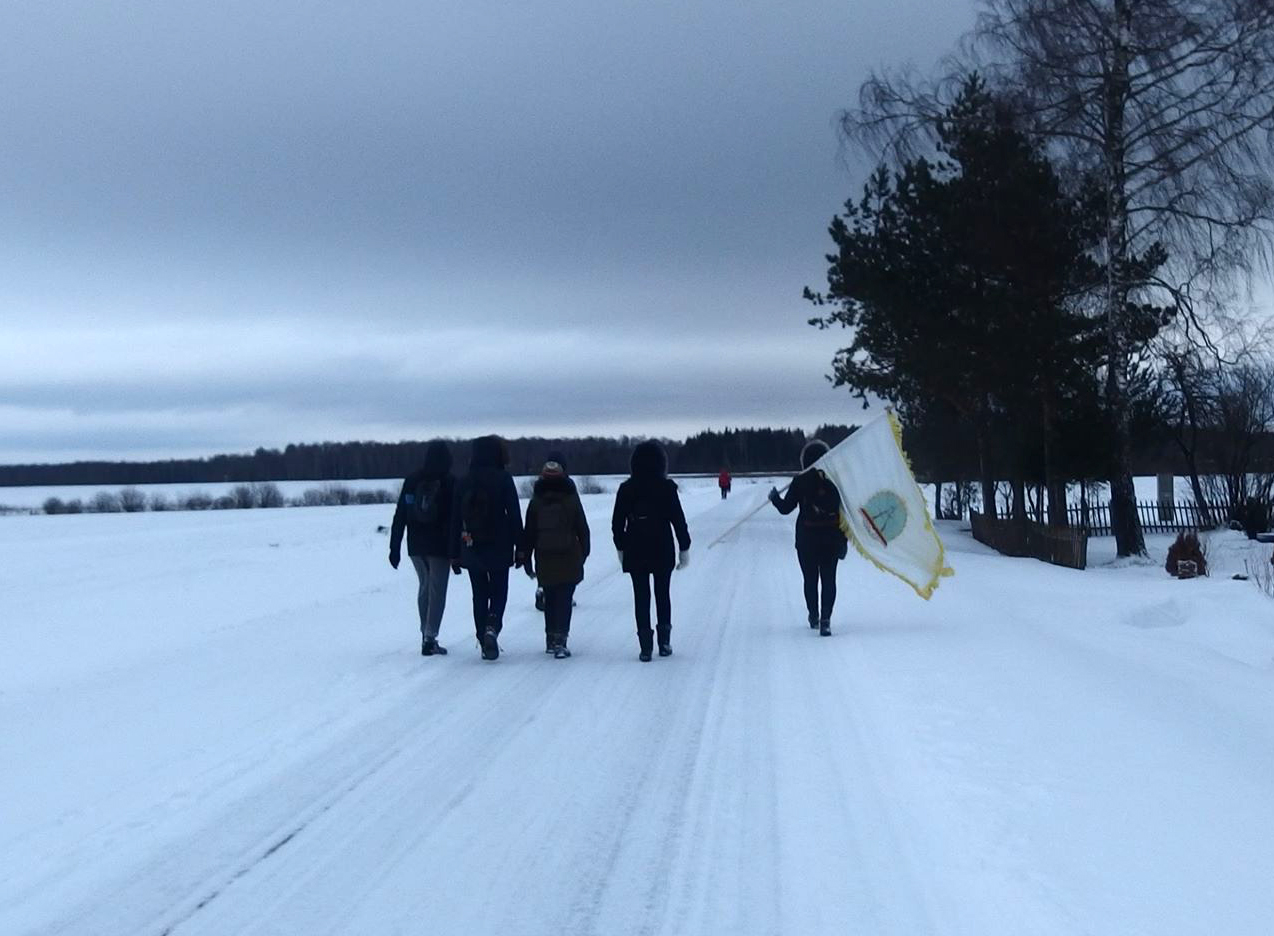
[522,475,591,586]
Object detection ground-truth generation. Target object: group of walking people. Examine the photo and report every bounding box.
[389,436,692,662]
[388,435,847,661]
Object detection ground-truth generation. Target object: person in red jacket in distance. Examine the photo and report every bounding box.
[718,468,732,500]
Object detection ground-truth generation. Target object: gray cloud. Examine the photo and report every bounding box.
[0,0,977,464]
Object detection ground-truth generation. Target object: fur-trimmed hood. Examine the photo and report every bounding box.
[800,439,829,471]
[468,435,507,471]
[629,440,668,479]
[533,474,577,498]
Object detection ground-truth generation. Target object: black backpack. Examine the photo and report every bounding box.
[410,477,443,526]
[803,471,842,527]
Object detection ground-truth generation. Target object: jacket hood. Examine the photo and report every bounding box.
[421,439,453,477]
[468,435,506,471]
[630,440,668,479]
[533,475,577,497]
[800,439,830,471]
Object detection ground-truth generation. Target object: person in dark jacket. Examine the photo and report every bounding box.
[519,460,590,659]
[450,435,523,661]
[389,440,460,656]
[612,441,691,661]
[768,439,849,636]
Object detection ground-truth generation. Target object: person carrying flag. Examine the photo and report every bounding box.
[769,439,848,636]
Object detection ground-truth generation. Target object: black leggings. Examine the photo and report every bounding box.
[630,569,673,650]
[468,565,510,637]
[797,548,839,622]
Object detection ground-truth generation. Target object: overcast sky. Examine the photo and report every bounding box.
[0,0,985,464]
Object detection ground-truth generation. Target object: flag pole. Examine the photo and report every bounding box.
[706,478,793,550]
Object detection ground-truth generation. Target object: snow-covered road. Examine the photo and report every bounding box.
[4,481,1274,935]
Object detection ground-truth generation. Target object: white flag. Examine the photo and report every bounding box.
[811,411,953,599]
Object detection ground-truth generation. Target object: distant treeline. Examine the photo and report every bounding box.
[0,425,859,487]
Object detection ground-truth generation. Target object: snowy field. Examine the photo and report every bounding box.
[0,473,1194,512]
[3,478,1274,935]
[0,475,713,511]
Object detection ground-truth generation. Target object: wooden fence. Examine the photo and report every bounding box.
[970,510,1089,570]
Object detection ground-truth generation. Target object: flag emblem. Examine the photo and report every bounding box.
[859,490,908,546]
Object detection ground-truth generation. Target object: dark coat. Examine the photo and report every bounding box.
[390,441,455,558]
[611,441,691,574]
[450,435,523,569]
[522,476,591,586]
[772,467,848,559]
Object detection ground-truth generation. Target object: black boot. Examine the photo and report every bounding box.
[479,626,499,662]
[658,644,672,657]
[422,638,447,656]
[554,641,571,659]
[638,631,653,662]
[819,619,831,637]
[808,613,819,629]
[545,632,556,654]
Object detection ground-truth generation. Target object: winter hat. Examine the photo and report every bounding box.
[541,461,564,479]
[546,449,567,473]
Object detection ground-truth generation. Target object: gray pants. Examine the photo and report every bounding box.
[410,555,451,640]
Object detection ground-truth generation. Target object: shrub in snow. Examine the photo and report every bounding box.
[324,484,355,506]
[577,476,606,495]
[182,492,213,510]
[519,478,536,499]
[119,488,147,513]
[43,497,65,515]
[295,488,328,507]
[1247,548,1274,598]
[1241,498,1271,540]
[254,482,285,508]
[1165,531,1207,578]
[91,492,122,513]
[149,494,172,511]
[63,498,84,514]
[212,495,237,510]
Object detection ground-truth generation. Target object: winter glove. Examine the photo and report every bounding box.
[451,560,463,575]
[768,487,780,506]
[388,549,400,570]
[677,549,689,570]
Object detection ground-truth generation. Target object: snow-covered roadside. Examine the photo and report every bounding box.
[3,481,1273,935]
